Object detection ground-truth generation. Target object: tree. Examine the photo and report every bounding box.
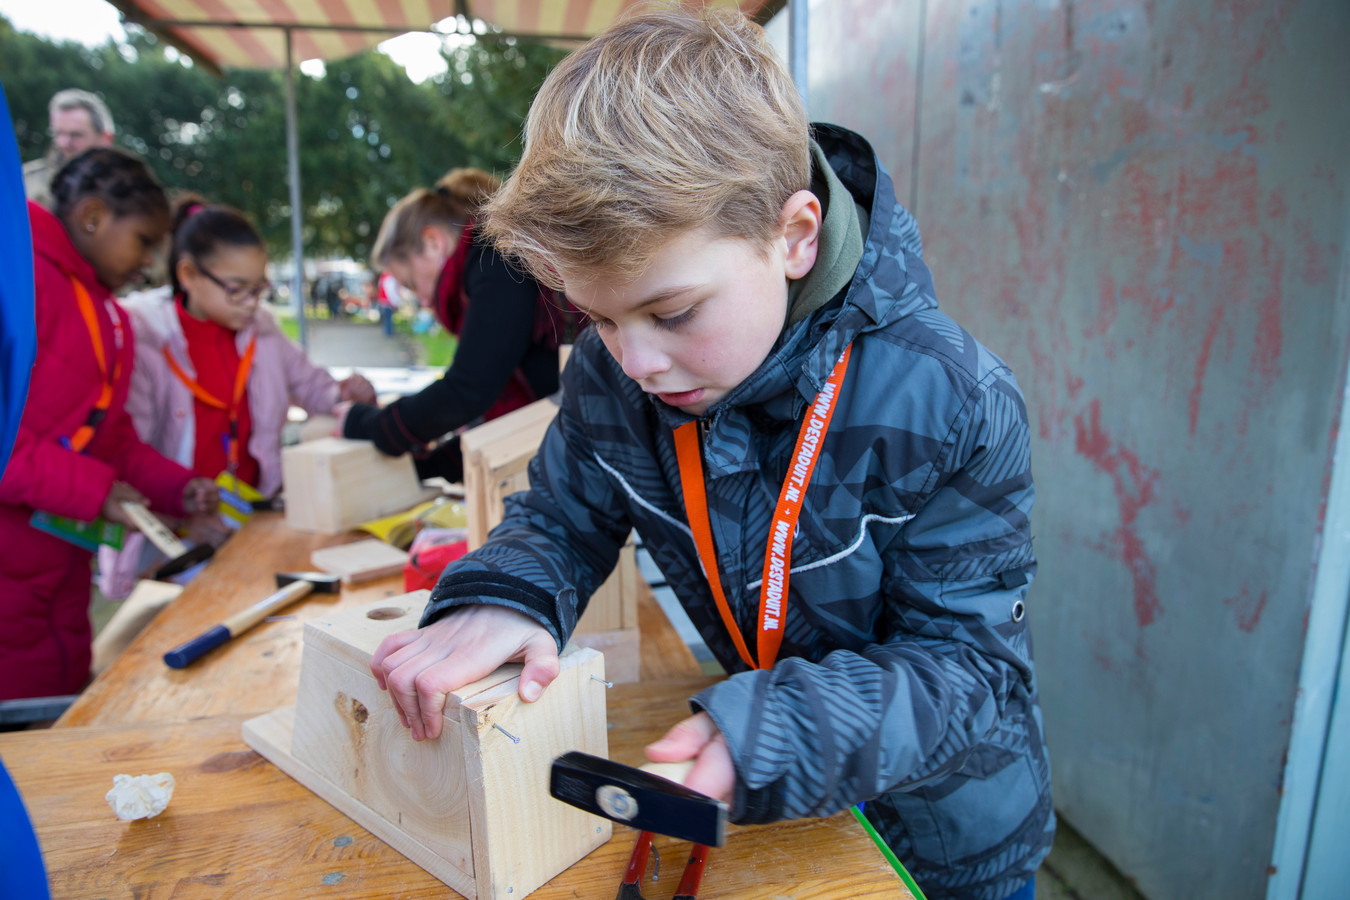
[0,15,566,262]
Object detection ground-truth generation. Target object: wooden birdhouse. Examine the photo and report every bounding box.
[243,592,612,899]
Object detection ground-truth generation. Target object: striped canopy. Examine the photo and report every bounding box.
[106,0,780,71]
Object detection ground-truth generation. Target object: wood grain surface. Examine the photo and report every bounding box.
[3,680,910,899]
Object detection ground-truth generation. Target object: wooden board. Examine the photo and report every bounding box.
[90,579,184,676]
[311,538,410,584]
[7,682,911,899]
[282,437,436,534]
[459,398,559,550]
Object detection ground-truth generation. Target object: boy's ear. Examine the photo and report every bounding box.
[780,190,822,280]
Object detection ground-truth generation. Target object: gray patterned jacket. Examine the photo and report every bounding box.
[425,124,1054,900]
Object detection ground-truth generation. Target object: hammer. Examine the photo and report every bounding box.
[551,752,727,898]
[162,572,341,668]
[119,501,215,580]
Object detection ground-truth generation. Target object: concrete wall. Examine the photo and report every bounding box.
[772,2,1350,898]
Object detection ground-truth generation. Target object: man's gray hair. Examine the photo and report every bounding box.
[49,89,115,137]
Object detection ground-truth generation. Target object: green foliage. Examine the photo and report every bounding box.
[0,16,566,262]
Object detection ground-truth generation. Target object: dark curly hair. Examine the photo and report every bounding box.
[49,147,169,223]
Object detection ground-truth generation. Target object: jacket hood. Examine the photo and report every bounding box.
[29,200,102,295]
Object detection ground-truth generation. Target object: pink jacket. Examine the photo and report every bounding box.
[97,288,341,598]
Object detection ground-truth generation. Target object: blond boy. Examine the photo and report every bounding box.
[372,7,1053,898]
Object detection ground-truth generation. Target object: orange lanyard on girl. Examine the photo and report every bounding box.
[162,335,257,471]
[673,344,853,670]
[68,274,123,454]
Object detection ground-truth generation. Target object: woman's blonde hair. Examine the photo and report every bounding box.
[481,3,810,290]
[371,167,501,267]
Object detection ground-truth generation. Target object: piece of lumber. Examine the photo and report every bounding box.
[311,539,409,584]
[459,398,558,550]
[282,437,436,534]
[90,580,184,676]
[568,627,641,684]
[245,593,611,899]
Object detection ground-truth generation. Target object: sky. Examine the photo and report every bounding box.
[0,0,454,82]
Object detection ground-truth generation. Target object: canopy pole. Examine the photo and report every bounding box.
[284,27,307,349]
[789,0,808,114]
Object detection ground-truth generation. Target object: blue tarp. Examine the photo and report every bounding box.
[0,80,49,900]
[0,80,34,476]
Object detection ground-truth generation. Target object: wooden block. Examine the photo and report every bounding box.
[568,627,641,684]
[91,580,184,676]
[460,399,559,550]
[311,538,409,584]
[244,592,611,900]
[575,541,638,634]
[281,437,435,534]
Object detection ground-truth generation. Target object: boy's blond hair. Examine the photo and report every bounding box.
[371,167,501,268]
[481,3,809,291]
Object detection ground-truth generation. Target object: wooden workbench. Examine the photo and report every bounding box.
[1,512,909,899]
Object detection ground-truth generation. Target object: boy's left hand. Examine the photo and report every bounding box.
[181,477,219,516]
[645,712,735,803]
[339,373,377,405]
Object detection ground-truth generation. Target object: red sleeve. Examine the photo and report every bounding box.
[0,415,118,522]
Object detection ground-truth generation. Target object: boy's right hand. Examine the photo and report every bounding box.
[100,481,149,527]
[370,605,559,742]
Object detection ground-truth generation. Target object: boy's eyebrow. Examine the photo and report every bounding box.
[631,284,701,310]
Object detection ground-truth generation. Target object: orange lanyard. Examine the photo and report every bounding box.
[68,275,122,454]
[673,344,853,670]
[162,335,257,469]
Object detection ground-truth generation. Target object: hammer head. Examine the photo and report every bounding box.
[275,572,342,593]
[550,751,727,847]
[153,543,215,580]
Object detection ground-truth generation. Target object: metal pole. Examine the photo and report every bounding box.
[284,27,307,348]
[789,0,808,114]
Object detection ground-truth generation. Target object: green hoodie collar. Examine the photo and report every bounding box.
[786,139,867,326]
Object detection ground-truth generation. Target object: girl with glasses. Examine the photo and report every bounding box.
[97,195,376,599]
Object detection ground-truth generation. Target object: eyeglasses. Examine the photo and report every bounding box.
[197,263,272,305]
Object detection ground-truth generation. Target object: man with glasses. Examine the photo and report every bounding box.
[22,89,116,209]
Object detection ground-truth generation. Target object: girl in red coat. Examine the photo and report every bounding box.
[0,148,218,701]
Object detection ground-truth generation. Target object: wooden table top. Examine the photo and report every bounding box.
[2,678,908,899]
[10,512,909,899]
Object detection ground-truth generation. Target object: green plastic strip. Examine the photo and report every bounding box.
[851,804,928,900]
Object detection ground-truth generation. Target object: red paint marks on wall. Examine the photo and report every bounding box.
[1251,233,1285,390]
[1189,303,1226,436]
[1074,399,1162,627]
[1294,220,1332,286]
[1224,588,1269,633]
[1088,273,1118,338]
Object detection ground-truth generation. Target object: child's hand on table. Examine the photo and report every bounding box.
[646,712,736,803]
[100,481,149,526]
[181,477,219,515]
[371,605,559,742]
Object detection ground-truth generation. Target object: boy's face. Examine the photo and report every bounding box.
[562,205,818,416]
